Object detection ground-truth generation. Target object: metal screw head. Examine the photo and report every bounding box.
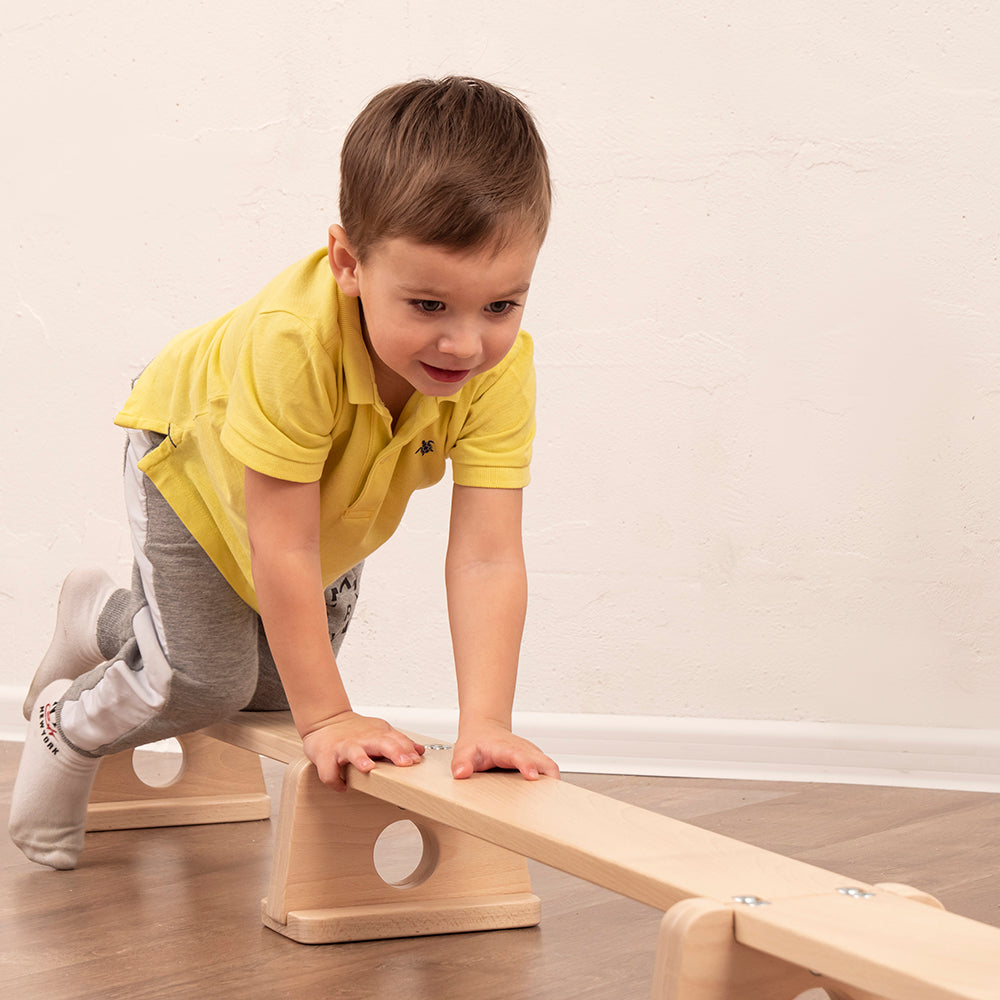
[425,744,453,751]
[837,887,876,899]
[732,895,771,906]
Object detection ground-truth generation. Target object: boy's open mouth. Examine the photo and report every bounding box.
[421,363,470,384]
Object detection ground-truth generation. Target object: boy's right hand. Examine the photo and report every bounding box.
[301,712,425,791]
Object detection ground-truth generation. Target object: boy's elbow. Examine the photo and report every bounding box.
[446,551,527,587]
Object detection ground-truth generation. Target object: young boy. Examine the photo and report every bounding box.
[10,76,560,871]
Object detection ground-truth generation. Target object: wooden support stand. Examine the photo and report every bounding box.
[86,713,538,944]
[653,896,843,1000]
[87,729,270,830]
[262,756,538,943]
[85,712,1000,1000]
[651,888,954,1000]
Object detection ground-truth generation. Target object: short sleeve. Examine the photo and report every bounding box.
[449,331,536,489]
[220,312,337,482]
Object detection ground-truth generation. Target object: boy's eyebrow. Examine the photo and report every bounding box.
[399,282,532,299]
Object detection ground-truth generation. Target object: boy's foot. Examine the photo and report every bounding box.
[23,567,118,720]
[9,680,101,870]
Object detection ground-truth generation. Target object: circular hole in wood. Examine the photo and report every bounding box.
[131,737,185,788]
[373,820,439,888]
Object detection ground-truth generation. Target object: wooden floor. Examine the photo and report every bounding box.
[1,740,998,1000]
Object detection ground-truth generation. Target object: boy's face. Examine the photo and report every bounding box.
[330,227,540,403]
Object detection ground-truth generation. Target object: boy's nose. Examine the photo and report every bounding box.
[437,322,481,360]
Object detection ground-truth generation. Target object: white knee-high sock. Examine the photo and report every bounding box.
[9,680,101,870]
[23,567,118,719]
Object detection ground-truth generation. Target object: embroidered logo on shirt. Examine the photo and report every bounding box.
[415,440,435,456]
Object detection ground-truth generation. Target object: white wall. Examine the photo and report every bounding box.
[3,3,999,756]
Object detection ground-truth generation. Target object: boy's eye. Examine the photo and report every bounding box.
[486,301,516,315]
[412,300,444,313]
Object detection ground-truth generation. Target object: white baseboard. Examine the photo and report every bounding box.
[4,685,998,792]
[360,707,1000,792]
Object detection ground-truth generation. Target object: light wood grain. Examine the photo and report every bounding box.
[651,897,847,1000]
[263,754,539,942]
[349,733,857,909]
[209,713,859,908]
[86,729,270,829]
[203,713,1000,1000]
[3,741,999,1000]
[734,890,1000,1000]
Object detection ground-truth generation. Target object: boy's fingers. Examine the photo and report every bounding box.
[305,723,425,790]
[510,751,545,781]
[450,747,478,780]
[400,736,425,763]
[451,744,560,782]
[528,753,560,780]
[314,758,348,791]
[352,735,423,771]
[374,735,423,766]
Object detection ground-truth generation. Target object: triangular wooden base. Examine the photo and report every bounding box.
[262,756,539,943]
[86,730,270,830]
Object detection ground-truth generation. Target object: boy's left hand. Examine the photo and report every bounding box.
[451,721,560,782]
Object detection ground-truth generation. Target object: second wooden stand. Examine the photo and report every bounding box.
[263,756,540,943]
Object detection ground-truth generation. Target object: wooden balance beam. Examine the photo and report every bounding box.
[85,712,1000,1000]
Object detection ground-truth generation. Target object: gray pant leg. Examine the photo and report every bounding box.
[58,469,261,756]
[57,432,366,750]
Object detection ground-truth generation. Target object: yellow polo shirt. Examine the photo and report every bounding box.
[114,249,535,610]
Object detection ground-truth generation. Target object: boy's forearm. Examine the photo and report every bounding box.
[252,538,425,789]
[244,468,353,738]
[446,484,527,729]
[446,550,559,782]
[252,545,353,736]
[447,556,527,730]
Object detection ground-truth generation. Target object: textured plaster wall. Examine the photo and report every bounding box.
[2,1,999,729]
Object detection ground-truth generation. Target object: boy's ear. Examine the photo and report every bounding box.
[328,224,360,295]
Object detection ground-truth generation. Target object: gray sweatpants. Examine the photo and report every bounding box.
[55,429,362,758]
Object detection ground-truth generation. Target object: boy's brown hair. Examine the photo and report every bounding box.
[339,77,551,261]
